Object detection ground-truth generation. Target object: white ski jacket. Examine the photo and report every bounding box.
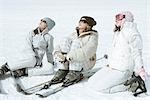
[27,28,54,66]
[55,30,98,71]
[108,22,143,72]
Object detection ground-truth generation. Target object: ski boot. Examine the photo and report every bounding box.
[12,68,28,78]
[0,63,10,77]
[124,72,147,96]
[62,70,83,87]
[43,69,69,89]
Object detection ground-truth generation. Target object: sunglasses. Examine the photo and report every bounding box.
[41,20,47,23]
[115,14,125,21]
[80,20,88,24]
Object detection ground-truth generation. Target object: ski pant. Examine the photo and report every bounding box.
[6,55,54,76]
[27,62,54,76]
[87,67,132,93]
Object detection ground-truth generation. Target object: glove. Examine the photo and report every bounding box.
[138,67,147,81]
[66,55,73,61]
[55,52,66,62]
[66,51,74,61]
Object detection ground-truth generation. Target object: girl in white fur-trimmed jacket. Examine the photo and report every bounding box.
[87,11,147,93]
[50,16,98,86]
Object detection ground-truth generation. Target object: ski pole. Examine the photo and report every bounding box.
[96,54,108,61]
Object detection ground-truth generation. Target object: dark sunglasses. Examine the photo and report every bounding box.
[80,20,88,24]
[41,20,47,23]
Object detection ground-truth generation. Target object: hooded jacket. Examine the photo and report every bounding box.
[108,21,143,72]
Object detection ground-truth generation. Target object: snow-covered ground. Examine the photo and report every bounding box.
[0,0,150,100]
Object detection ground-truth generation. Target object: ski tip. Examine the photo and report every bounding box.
[16,84,32,95]
[22,91,32,95]
[36,94,46,98]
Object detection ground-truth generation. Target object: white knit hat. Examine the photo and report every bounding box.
[42,17,55,30]
[121,11,134,22]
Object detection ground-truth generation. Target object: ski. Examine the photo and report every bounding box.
[15,77,54,95]
[18,67,100,95]
[36,67,101,97]
[36,85,65,97]
[16,54,108,95]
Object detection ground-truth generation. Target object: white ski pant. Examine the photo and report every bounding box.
[27,62,54,76]
[55,60,85,71]
[6,55,54,76]
[87,67,132,93]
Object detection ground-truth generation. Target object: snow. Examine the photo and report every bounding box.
[0,0,150,99]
